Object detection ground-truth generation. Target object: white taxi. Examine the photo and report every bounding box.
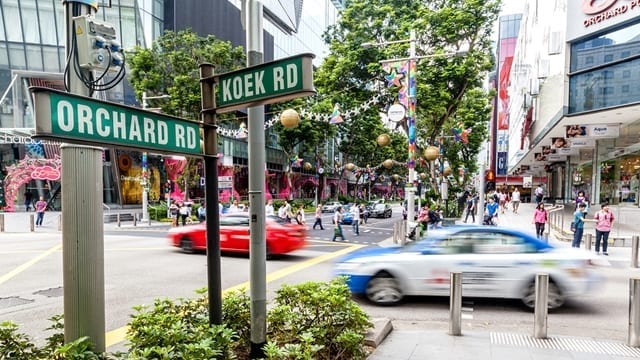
[334,226,602,309]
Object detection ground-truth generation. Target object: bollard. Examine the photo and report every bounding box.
[585,233,593,251]
[392,222,397,244]
[449,272,462,336]
[58,214,62,231]
[133,213,137,227]
[534,273,549,339]
[632,236,639,269]
[117,213,121,227]
[0,214,4,232]
[30,214,35,232]
[628,278,640,347]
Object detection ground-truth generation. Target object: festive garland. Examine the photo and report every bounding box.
[216,94,385,138]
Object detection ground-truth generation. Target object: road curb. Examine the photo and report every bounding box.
[364,317,393,348]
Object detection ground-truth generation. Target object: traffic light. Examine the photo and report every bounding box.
[485,170,496,192]
[164,181,172,194]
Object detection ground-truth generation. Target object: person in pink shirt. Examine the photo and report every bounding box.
[34,196,47,226]
[594,203,615,255]
[532,203,548,240]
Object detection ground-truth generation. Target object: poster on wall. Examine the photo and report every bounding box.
[534,153,546,161]
[586,124,619,138]
[523,176,533,188]
[566,125,587,138]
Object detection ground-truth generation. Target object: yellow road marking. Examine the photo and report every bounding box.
[105,243,365,348]
[0,244,62,286]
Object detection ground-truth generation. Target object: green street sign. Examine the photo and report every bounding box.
[215,53,315,113]
[31,88,202,155]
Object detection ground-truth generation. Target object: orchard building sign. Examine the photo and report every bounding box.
[568,0,640,41]
[582,0,640,28]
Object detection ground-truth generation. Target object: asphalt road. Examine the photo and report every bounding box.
[0,206,635,351]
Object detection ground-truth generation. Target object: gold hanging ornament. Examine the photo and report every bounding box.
[423,146,440,161]
[376,134,391,147]
[303,162,313,171]
[383,159,394,169]
[280,109,300,128]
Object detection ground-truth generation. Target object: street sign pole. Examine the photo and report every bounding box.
[246,1,267,357]
[62,0,105,352]
[199,64,223,325]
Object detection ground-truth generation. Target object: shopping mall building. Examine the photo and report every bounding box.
[503,0,640,208]
[0,0,342,211]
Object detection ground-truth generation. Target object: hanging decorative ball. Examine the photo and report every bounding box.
[345,163,355,171]
[423,146,440,161]
[443,167,452,177]
[303,162,313,171]
[419,172,427,180]
[383,159,394,169]
[392,174,400,181]
[376,133,391,147]
[280,109,300,128]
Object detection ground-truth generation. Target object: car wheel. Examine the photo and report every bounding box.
[180,236,195,253]
[365,272,403,305]
[521,280,564,310]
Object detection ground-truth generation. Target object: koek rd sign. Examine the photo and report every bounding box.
[31,88,202,155]
[215,53,315,113]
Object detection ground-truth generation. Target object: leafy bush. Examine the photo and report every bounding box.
[0,315,123,360]
[265,278,372,360]
[1,279,372,359]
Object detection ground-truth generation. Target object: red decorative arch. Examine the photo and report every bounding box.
[3,155,62,212]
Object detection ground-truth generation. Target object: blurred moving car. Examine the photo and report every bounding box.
[334,226,601,309]
[168,213,307,257]
[341,205,357,225]
[322,201,343,213]
[369,203,392,218]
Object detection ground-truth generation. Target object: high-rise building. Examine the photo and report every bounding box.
[0,0,340,211]
[504,0,640,207]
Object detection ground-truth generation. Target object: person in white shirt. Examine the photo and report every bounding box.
[352,205,361,235]
[228,199,240,213]
[511,188,521,214]
[265,199,274,216]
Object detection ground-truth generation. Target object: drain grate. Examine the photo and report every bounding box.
[0,296,34,310]
[491,332,640,357]
[34,286,63,298]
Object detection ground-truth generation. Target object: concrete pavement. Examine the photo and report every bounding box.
[3,204,640,358]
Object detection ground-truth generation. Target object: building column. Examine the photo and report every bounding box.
[591,140,601,205]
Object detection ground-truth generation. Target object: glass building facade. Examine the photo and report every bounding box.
[0,0,340,210]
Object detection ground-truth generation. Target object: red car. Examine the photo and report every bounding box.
[168,213,307,257]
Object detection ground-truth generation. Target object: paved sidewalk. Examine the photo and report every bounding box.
[0,210,170,234]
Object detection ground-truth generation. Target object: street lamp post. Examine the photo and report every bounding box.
[141,92,170,223]
[364,32,463,234]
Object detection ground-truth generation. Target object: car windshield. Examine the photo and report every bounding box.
[220,215,250,226]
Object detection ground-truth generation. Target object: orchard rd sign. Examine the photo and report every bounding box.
[31,88,202,155]
[215,53,315,113]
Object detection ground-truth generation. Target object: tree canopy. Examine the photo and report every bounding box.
[314,0,500,192]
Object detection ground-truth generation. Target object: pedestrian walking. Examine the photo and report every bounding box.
[463,193,475,223]
[361,204,369,224]
[197,202,206,223]
[34,196,47,226]
[572,203,587,248]
[179,203,190,226]
[265,199,274,216]
[532,203,548,240]
[352,205,361,235]
[535,184,545,205]
[575,190,589,214]
[295,204,306,225]
[332,206,345,241]
[312,204,324,230]
[511,187,521,214]
[169,201,179,226]
[498,190,507,214]
[594,203,615,255]
[24,191,33,211]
